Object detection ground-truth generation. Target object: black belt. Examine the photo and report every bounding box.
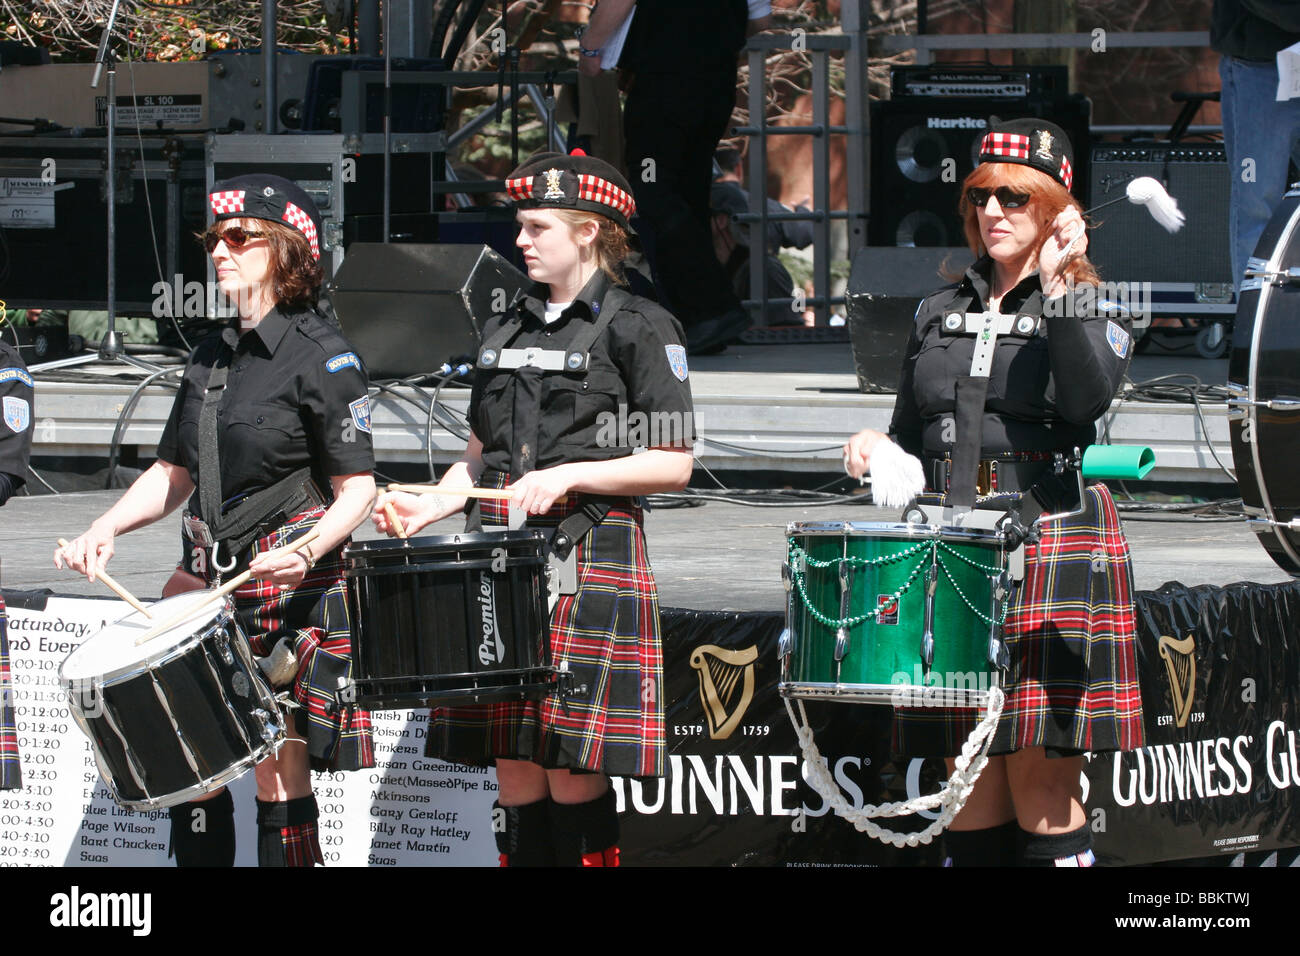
[929,452,1056,497]
[182,471,328,559]
[466,469,635,561]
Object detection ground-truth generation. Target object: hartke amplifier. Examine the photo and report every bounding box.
[327,243,530,380]
[1088,143,1232,284]
[868,96,1091,247]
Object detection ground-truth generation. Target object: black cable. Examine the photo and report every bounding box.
[105,366,183,489]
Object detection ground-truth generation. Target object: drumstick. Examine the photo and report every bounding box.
[133,528,321,647]
[383,501,409,539]
[386,483,515,500]
[56,538,153,619]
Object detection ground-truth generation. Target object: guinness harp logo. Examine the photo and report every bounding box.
[689,644,759,740]
[1157,634,1196,729]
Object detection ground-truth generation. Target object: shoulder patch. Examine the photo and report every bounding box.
[3,395,30,433]
[1106,320,1130,359]
[326,351,362,374]
[665,344,689,382]
[0,367,34,388]
[348,395,372,434]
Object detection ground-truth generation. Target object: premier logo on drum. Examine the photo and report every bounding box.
[49,886,151,936]
[477,573,505,667]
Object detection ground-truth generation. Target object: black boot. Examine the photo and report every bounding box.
[549,788,620,867]
[168,788,235,867]
[494,798,555,867]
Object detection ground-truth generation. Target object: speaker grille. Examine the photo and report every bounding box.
[1088,144,1231,283]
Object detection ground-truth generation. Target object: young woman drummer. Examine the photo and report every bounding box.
[57,175,376,866]
[374,150,695,866]
[843,119,1144,866]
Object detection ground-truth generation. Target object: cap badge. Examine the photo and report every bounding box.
[1035,130,1054,162]
[542,168,565,200]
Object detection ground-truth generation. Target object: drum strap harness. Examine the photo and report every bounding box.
[470,285,640,605]
[194,327,325,573]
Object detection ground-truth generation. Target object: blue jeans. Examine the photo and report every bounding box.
[1219,55,1300,288]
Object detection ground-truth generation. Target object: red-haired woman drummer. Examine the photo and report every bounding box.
[1,336,34,791]
[843,119,1143,866]
[57,175,376,865]
[375,151,695,866]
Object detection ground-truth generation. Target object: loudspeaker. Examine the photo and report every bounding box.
[845,246,974,392]
[328,243,530,379]
[868,96,1091,247]
[1088,143,1231,283]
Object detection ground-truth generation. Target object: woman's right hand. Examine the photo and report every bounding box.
[371,490,465,538]
[55,521,116,582]
[842,429,888,480]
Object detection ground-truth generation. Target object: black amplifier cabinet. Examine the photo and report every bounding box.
[869,96,1091,247]
[0,135,208,311]
[1089,142,1232,284]
[208,132,445,279]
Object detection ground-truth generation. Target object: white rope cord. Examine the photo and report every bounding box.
[783,686,1005,847]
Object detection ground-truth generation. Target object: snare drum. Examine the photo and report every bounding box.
[343,530,555,709]
[780,522,1010,708]
[60,594,285,811]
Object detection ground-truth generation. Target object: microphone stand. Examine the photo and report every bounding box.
[87,0,159,374]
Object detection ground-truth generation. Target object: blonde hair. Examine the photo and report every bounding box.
[554,209,631,285]
[956,162,1101,287]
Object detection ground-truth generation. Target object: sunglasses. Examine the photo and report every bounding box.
[965,187,1032,209]
[202,225,267,253]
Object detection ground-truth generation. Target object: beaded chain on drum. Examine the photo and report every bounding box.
[787,539,1013,630]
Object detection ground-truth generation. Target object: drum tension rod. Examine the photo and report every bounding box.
[920,552,938,676]
[832,560,855,670]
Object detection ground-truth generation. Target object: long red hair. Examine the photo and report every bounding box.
[957,162,1100,287]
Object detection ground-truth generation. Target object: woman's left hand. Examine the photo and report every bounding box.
[1039,206,1088,298]
[247,547,311,589]
[509,464,575,515]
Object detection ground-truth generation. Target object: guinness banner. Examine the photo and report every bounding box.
[618,581,1300,866]
[5,581,1300,866]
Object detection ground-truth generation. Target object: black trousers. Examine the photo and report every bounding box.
[623,69,741,327]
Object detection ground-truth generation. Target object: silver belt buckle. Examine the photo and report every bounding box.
[182,511,215,547]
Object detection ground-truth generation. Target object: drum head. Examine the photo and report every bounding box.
[345,530,546,558]
[787,520,1003,545]
[60,593,227,682]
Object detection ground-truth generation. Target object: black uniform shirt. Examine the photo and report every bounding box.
[470,270,696,476]
[0,340,33,503]
[157,305,375,509]
[889,257,1133,459]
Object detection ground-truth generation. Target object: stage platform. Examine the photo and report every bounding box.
[27,335,1234,484]
[5,487,1290,606]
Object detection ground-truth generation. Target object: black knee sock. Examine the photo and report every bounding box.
[168,789,235,867]
[493,798,555,867]
[256,795,323,867]
[1019,823,1094,867]
[942,820,1020,867]
[549,788,620,867]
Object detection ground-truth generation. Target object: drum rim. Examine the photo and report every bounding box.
[786,521,1004,544]
[58,600,238,687]
[111,738,285,811]
[344,528,548,557]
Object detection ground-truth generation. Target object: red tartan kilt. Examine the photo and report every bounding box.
[222,507,375,772]
[1,594,21,790]
[894,483,1145,757]
[425,481,666,778]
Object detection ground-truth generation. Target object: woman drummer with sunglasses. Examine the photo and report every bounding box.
[374,151,695,866]
[843,119,1143,867]
[57,175,377,866]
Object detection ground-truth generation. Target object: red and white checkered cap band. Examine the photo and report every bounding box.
[505,175,534,202]
[577,173,635,219]
[281,201,320,260]
[209,190,246,216]
[1059,155,1074,190]
[979,132,1030,160]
